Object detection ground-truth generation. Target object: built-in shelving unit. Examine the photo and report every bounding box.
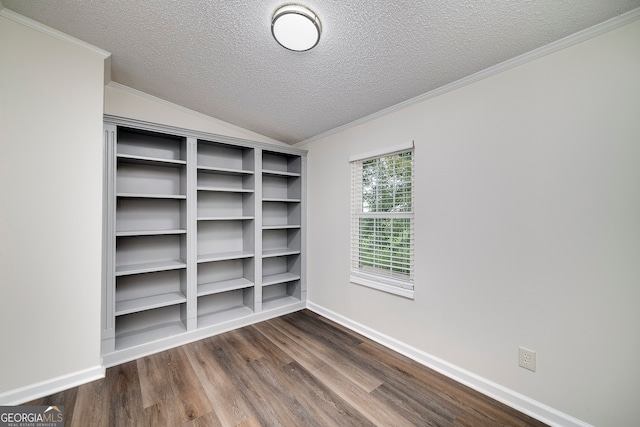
[102,116,306,366]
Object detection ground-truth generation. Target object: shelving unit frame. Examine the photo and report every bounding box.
[102,115,306,366]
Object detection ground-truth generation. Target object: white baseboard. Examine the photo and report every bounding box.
[0,365,105,406]
[306,301,593,427]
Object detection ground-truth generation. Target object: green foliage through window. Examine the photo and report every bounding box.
[362,151,413,213]
[358,218,412,276]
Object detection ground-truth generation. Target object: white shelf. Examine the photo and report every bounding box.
[197,305,254,329]
[198,278,254,297]
[262,272,301,287]
[197,216,254,221]
[117,193,187,199]
[116,229,186,237]
[262,248,301,258]
[115,259,186,276]
[117,153,186,166]
[197,250,254,263]
[115,291,186,316]
[198,186,254,193]
[197,165,254,175]
[262,295,301,312]
[262,169,301,177]
[115,320,186,350]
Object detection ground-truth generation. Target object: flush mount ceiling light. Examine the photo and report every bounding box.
[271,5,321,51]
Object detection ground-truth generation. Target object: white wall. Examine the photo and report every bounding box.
[0,11,285,401]
[0,14,106,396]
[104,82,286,146]
[305,19,640,427]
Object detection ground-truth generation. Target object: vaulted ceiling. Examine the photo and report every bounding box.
[3,1,639,144]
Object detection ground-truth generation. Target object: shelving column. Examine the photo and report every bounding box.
[106,125,190,353]
[195,140,256,327]
[261,151,304,311]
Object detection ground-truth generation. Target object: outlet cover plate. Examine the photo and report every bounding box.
[518,346,536,372]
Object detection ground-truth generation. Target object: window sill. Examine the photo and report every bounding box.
[350,274,414,299]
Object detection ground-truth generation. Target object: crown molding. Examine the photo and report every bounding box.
[295,7,640,148]
[0,7,110,59]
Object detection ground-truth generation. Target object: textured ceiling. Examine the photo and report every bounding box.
[3,0,639,144]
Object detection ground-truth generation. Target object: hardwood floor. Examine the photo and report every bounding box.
[25,310,548,426]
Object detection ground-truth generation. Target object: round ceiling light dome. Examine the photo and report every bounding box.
[271,5,321,51]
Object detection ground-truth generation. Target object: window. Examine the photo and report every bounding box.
[350,142,414,298]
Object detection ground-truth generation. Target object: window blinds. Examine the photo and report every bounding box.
[350,144,414,297]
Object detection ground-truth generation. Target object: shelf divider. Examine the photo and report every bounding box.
[262,272,301,287]
[197,165,254,175]
[262,224,301,230]
[197,250,254,263]
[262,169,301,177]
[116,291,187,316]
[197,216,254,221]
[197,278,254,297]
[262,197,301,203]
[116,229,186,237]
[117,153,187,166]
[262,248,301,258]
[115,259,186,276]
[198,186,254,193]
[117,193,187,199]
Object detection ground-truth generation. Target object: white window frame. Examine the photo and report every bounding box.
[350,141,415,299]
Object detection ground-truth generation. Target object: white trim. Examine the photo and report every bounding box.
[0,365,105,405]
[350,274,414,299]
[106,82,287,147]
[0,8,111,59]
[306,301,595,427]
[348,141,414,162]
[295,7,640,148]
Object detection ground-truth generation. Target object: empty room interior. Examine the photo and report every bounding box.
[1,1,640,426]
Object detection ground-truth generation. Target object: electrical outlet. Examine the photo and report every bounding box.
[518,347,536,372]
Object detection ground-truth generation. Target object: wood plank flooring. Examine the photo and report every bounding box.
[25,310,548,426]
